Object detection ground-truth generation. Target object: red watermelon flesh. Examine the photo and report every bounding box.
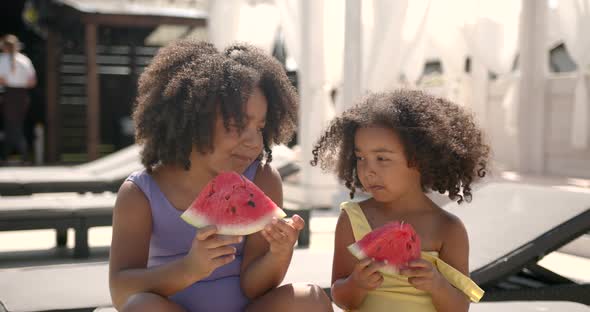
[181,172,286,235]
[348,221,421,274]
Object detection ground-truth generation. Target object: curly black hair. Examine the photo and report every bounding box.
[311,89,490,204]
[133,40,298,172]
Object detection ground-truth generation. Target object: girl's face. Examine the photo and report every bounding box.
[354,126,421,203]
[199,87,267,174]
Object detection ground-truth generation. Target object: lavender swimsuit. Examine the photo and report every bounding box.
[126,161,259,311]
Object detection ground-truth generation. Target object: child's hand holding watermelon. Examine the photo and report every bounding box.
[400,259,446,294]
[348,221,422,274]
[349,258,386,290]
[261,215,305,257]
[181,172,287,235]
[183,225,244,281]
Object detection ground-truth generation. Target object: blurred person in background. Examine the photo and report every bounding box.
[0,34,36,164]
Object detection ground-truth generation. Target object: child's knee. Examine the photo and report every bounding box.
[246,283,333,312]
[292,283,334,311]
[121,292,185,312]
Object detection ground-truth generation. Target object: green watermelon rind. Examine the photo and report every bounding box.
[181,206,287,236]
[347,242,366,261]
[347,242,401,275]
[180,210,210,229]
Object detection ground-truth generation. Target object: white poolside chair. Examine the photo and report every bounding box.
[1,249,589,312]
[0,144,142,195]
[0,144,300,196]
[441,182,590,304]
[91,301,590,312]
[1,181,589,310]
[0,145,303,258]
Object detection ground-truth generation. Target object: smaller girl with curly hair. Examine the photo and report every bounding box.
[311,89,490,312]
[109,40,333,312]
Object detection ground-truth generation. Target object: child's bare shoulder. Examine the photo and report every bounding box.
[356,198,376,214]
[255,162,281,183]
[335,201,358,232]
[434,207,469,248]
[254,162,283,205]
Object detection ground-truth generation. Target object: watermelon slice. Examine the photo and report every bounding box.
[181,172,286,235]
[348,221,421,274]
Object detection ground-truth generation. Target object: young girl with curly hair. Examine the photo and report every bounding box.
[109,40,333,312]
[312,89,490,312]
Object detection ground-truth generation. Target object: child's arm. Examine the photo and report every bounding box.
[331,211,384,310]
[401,216,470,312]
[240,164,302,299]
[109,182,240,309]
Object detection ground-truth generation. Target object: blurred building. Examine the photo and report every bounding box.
[36,0,208,162]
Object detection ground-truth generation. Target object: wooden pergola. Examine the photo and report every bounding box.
[46,0,207,161]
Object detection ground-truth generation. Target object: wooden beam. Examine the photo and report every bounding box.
[85,23,99,161]
[83,13,207,28]
[46,29,60,162]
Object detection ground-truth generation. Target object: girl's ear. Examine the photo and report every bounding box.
[406,156,422,178]
[406,156,418,168]
[404,146,419,168]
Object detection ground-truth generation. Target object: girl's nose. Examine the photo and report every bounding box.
[365,162,377,178]
[241,128,261,148]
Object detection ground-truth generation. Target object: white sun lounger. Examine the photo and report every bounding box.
[1,181,589,311]
[0,144,303,257]
[0,145,142,195]
[0,144,300,196]
[92,301,590,312]
[1,251,589,312]
[439,182,590,304]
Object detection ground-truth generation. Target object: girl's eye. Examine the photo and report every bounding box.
[355,155,364,161]
[377,156,390,161]
[257,127,265,133]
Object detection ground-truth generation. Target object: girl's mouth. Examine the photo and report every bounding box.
[232,154,252,164]
[367,185,384,192]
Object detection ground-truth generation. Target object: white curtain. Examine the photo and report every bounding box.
[275,0,300,63]
[236,3,280,54]
[337,0,431,110]
[324,0,345,95]
[462,0,521,133]
[361,0,409,92]
[400,0,432,85]
[208,0,279,54]
[425,0,470,104]
[463,0,521,74]
[208,0,242,50]
[557,0,590,149]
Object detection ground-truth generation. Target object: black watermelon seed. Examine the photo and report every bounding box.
[231,206,236,214]
[247,200,256,207]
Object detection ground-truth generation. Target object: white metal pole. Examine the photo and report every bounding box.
[339,0,362,114]
[298,0,337,208]
[517,0,548,174]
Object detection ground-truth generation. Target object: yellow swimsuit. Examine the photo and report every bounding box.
[341,201,484,312]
